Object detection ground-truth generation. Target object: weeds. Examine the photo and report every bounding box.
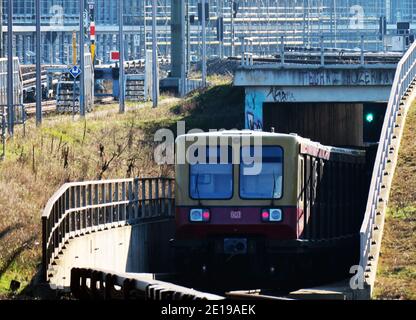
[0,82,244,298]
[374,101,416,300]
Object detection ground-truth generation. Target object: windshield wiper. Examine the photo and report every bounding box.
[271,171,277,207]
[195,173,203,207]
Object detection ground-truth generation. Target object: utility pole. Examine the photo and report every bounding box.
[170,0,186,96]
[7,0,14,135]
[333,0,337,48]
[201,0,207,87]
[186,0,190,76]
[79,0,86,117]
[35,0,42,126]
[72,32,77,65]
[0,1,3,58]
[218,0,224,59]
[119,0,125,113]
[142,0,147,59]
[230,0,235,57]
[152,0,159,107]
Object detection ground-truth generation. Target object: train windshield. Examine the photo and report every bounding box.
[189,147,233,200]
[240,146,284,199]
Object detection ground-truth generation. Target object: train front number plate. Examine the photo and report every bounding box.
[230,210,242,219]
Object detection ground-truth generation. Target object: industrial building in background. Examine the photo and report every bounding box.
[0,0,415,65]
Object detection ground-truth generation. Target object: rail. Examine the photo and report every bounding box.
[42,177,175,282]
[24,101,56,115]
[70,268,223,300]
[360,39,416,295]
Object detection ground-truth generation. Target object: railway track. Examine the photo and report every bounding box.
[24,97,114,117]
[69,268,351,300]
[24,101,56,115]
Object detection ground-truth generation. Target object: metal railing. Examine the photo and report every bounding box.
[42,177,175,282]
[240,35,404,67]
[0,107,5,160]
[70,268,223,300]
[0,104,27,160]
[359,40,416,293]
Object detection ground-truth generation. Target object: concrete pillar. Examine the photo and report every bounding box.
[128,33,132,60]
[171,0,185,79]
[0,1,3,58]
[59,32,64,64]
[17,35,23,63]
[103,34,107,62]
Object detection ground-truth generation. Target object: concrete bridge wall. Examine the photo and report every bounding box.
[235,65,397,146]
[49,219,175,289]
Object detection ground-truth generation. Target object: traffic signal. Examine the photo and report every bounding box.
[365,112,374,124]
[189,15,195,24]
[363,104,386,143]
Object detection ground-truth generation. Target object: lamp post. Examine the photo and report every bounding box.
[35,0,42,126]
[152,0,159,107]
[119,0,125,113]
[201,0,207,87]
[0,1,3,58]
[79,0,85,117]
[7,0,14,135]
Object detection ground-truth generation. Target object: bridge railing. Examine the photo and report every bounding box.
[240,35,403,67]
[360,40,416,292]
[70,268,223,300]
[42,177,175,282]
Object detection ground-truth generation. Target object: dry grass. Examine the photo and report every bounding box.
[374,101,416,300]
[0,82,244,299]
[0,101,175,298]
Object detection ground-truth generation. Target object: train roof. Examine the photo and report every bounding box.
[176,130,366,163]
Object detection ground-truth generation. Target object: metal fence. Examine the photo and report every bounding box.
[360,39,416,296]
[42,177,175,282]
[56,53,95,113]
[0,57,23,106]
[0,104,27,160]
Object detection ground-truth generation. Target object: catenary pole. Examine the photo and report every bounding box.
[35,0,42,126]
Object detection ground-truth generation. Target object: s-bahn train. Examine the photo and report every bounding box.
[173,130,369,285]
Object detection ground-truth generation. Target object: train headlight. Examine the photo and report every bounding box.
[269,209,283,222]
[190,209,211,222]
[261,209,283,222]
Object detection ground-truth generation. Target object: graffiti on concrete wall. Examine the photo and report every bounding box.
[267,87,295,102]
[245,89,266,130]
[303,69,395,86]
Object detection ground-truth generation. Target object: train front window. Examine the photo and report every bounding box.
[240,146,284,200]
[189,147,233,200]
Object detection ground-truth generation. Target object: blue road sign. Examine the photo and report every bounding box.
[69,65,82,79]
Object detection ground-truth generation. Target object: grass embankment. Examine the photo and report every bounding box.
[374,101,416,300]
[0,79,244,299]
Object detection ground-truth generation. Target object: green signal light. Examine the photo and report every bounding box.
[366,113,374,123]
